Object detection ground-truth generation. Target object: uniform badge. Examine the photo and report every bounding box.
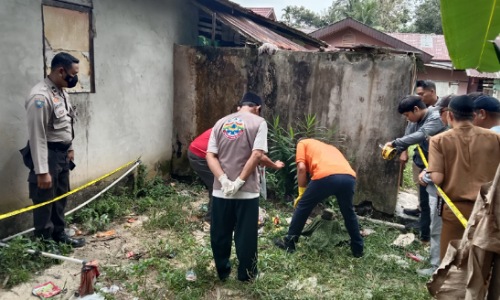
[222,117,245,140]
[35,99,45,108]
[52,96,60,103]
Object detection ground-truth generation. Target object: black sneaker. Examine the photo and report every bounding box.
[403,208,421,217]
[53,233,86,248]
[274,237,296,253]
[352,251,364,258]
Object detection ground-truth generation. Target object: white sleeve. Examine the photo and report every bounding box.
[207,127,218,154]
[253,121,268,153]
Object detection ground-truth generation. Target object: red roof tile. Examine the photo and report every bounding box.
[388,33,450,62]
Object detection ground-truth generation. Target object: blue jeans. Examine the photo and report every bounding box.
[286,174,363,254]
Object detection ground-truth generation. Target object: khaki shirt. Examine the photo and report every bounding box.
[428,123,500,202]
[25,78,74,174]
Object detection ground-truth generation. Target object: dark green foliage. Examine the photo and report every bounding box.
[267,114,344,200]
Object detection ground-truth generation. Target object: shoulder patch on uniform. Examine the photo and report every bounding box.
[34,98,45,108]
[222,117,245,140]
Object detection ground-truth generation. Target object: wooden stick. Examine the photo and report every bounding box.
[357,216,405,230]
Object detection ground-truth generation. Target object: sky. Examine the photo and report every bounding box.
[231,0,330,20]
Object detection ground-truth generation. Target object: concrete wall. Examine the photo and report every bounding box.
[0,0,198,237]
[173,46,415,214]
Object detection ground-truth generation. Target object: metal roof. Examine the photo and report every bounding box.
[466,69,500,79]
[193,0,327,50]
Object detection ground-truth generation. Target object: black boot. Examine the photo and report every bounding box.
[53,232,85,248]
[274,236,297,253]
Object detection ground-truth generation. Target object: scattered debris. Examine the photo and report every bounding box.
[287,276,318,291]
[258,207,268,226]
[126,251,144,260]
[379,254,409,268]
[392,233,415,247]
[178,190,190,197]
[360,228,375,237]
[406,252,426,262]
[127,218,138,223]
[32,281,62,298]
[258,227,264,236]
[100,284,120,294]
[273,216,280,226]
[185,269,197,282]
[258,43,279,55]
[95,230,117,239]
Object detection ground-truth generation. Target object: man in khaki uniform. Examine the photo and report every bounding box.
[21,52,85,247]
[428,95,500,259]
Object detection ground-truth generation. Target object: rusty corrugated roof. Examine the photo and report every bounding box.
[217,12,307,50]
[194,0,327,50]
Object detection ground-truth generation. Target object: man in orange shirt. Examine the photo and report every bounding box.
[274,139,363,257]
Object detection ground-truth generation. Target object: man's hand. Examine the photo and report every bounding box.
[399,150,408,163]
[274,160,285,169]
[37,173,52,189]
[384,142,393,149]
[67,150,74,161]
[418,170,428,187]
[219,174,233,194]
[224,177,245,197]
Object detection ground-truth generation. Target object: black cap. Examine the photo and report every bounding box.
[435,94,454,111]
[449,95,474,116]
[473,95,500,113]
[239,91,262,106]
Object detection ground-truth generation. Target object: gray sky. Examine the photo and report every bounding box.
[231,0,329,20]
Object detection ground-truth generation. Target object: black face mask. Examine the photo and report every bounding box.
[64,72,78,88]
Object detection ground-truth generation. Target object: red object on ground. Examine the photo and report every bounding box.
[406,252,423,262]
[78,260,100,297]
[32,281,62,298]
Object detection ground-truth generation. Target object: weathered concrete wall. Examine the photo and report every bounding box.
[173,46,413,214]
[0,0,197,237]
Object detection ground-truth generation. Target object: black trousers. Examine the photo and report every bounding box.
[28,149,70,239]
[187,150,213,215]
[210,196,259,281]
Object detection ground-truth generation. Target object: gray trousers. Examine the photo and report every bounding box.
[188,150,213,215]
[427,184,442,267]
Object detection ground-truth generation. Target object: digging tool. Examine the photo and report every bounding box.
[0,242,99,297]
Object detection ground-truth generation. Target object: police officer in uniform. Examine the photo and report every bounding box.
[21,52,85,247]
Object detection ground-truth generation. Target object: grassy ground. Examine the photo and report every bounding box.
[402,145,417,191]
[0,171,431,299]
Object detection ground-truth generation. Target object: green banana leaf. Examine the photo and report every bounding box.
[441,0,500,72]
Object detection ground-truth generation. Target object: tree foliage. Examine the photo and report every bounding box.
[281,0,441,34]
[411,0,443,34]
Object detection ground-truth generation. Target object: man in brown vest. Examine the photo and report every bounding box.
[206,91,267,282]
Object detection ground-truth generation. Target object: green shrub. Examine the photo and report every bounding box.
[267,114,344,200]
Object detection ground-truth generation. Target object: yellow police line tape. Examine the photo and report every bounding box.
[0,159,140,221]
[416,145,467,228]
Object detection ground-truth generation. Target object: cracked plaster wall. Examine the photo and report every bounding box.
[0,0,198,237]
[173,46,414,214]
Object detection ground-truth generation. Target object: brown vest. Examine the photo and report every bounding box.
[212,112,265,194]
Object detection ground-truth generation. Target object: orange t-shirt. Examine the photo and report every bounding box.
[295,139,356,180]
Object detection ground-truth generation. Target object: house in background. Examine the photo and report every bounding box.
[248,7,277,21]
[310,17,500,98]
